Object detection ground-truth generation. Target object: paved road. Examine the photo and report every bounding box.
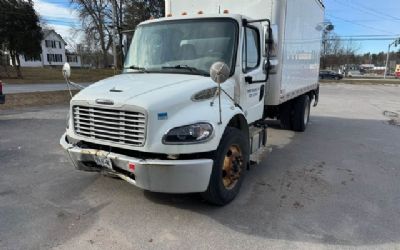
[0,84,400,249]
[4,83,91,94]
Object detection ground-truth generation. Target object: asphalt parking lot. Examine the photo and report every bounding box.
[0,83,399,250]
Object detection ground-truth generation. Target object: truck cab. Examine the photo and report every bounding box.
[61,0,324,205]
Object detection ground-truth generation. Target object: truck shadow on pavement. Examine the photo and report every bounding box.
[143,115,400,246]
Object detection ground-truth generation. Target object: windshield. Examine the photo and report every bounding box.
[124,19,238,76]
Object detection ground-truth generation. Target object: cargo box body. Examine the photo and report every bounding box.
[166,0,324,105]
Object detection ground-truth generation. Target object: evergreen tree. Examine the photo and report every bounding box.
[0,0,43,78]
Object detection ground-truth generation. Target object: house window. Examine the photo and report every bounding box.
[67,55,78,63]
[45,40,57,48]
[47,54,63,62]
[24,55,41,61]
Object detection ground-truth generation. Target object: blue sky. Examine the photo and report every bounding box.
[33,0,400,53]
[325,0,400,53]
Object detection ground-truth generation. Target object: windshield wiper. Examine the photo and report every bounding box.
[162,65,209,76]
[125,65,148,73]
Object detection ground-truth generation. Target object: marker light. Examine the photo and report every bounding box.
[128,163,135,172]
[198,11,204,14]
[182,12,187,15]
[167,13,172,17]
[223,9,229,14]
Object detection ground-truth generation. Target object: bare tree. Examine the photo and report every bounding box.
[71,0,114,68]
[322,32,362,69]
[71,0,165,68]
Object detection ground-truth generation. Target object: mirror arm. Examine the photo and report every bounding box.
[68,81,86,90]
[64,76,73,98]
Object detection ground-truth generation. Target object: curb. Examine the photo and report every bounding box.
[0,90,78,110]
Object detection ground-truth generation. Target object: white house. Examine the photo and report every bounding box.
[15,29,82,68]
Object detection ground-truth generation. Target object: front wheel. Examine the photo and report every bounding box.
[202,127,249,206]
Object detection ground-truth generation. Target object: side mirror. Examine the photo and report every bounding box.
[264,60,270,73]
[325,24,334,31]
[62,63,71,79]
[263,25,272,57]
[210,62,230,84]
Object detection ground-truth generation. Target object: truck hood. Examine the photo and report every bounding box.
[72,73,215,108]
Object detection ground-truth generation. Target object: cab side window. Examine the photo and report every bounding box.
[243,27,260,72]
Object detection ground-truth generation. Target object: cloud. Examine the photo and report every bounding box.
[32,0,83,50]
[33,0,78,22]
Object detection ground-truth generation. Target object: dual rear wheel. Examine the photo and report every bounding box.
[280,94,311,132]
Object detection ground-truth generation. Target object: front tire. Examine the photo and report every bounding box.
[202,127,249,206]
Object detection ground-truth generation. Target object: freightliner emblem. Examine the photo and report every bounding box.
[95,99,114,105]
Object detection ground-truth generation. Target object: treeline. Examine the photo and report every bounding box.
[322,32,400,70]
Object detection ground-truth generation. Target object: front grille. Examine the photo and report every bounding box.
[73,105,146,146]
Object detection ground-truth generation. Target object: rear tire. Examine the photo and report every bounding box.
[202,127,249,206]
[292,95,311,132]
[279,101,293,130]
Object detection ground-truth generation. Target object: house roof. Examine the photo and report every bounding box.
[43,29,67,45]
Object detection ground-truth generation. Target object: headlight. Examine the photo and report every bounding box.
[163,123,214,145]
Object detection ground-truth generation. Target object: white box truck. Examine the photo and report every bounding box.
[60,0,325,205]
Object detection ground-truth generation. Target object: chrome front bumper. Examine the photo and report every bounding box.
[60,133,213,193]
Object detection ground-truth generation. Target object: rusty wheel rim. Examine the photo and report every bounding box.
[222,144,243,190]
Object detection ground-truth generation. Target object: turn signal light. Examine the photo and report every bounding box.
[223,9,229,14]
[182,12,187,15]
[198,11,204,14]
[167,13,172,17]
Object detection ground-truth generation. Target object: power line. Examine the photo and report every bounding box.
[328,38,400,41]
[332,0,400,23]
[347,0,400,21]
[339,35,400,38]
[327,14,395,35]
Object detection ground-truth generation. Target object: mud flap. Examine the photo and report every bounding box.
[313,86,319,107]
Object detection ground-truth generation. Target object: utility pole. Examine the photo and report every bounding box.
[384,38,400,79]
[111,0,118,70]
[320,22,334,70]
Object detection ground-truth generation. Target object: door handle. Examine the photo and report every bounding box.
[245,76,253,84]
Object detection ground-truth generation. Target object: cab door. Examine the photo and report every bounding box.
[240,24,267,123]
